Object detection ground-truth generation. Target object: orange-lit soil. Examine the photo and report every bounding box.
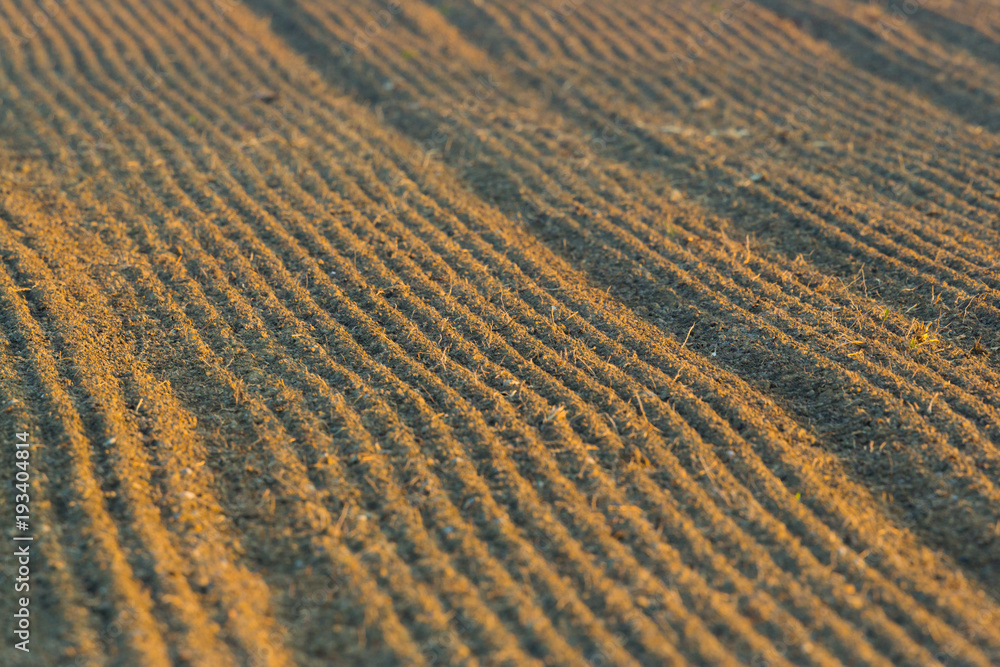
[0,0,998,664]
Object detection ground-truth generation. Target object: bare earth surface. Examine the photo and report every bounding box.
[0,0,999,664]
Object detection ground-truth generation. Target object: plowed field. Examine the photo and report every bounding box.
[1,0,998,664]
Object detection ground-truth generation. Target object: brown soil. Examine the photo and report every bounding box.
[0,0,998,664]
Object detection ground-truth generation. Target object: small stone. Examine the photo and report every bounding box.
[254,89,278,103]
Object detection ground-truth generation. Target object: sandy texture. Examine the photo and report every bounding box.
[0,0,998,664]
